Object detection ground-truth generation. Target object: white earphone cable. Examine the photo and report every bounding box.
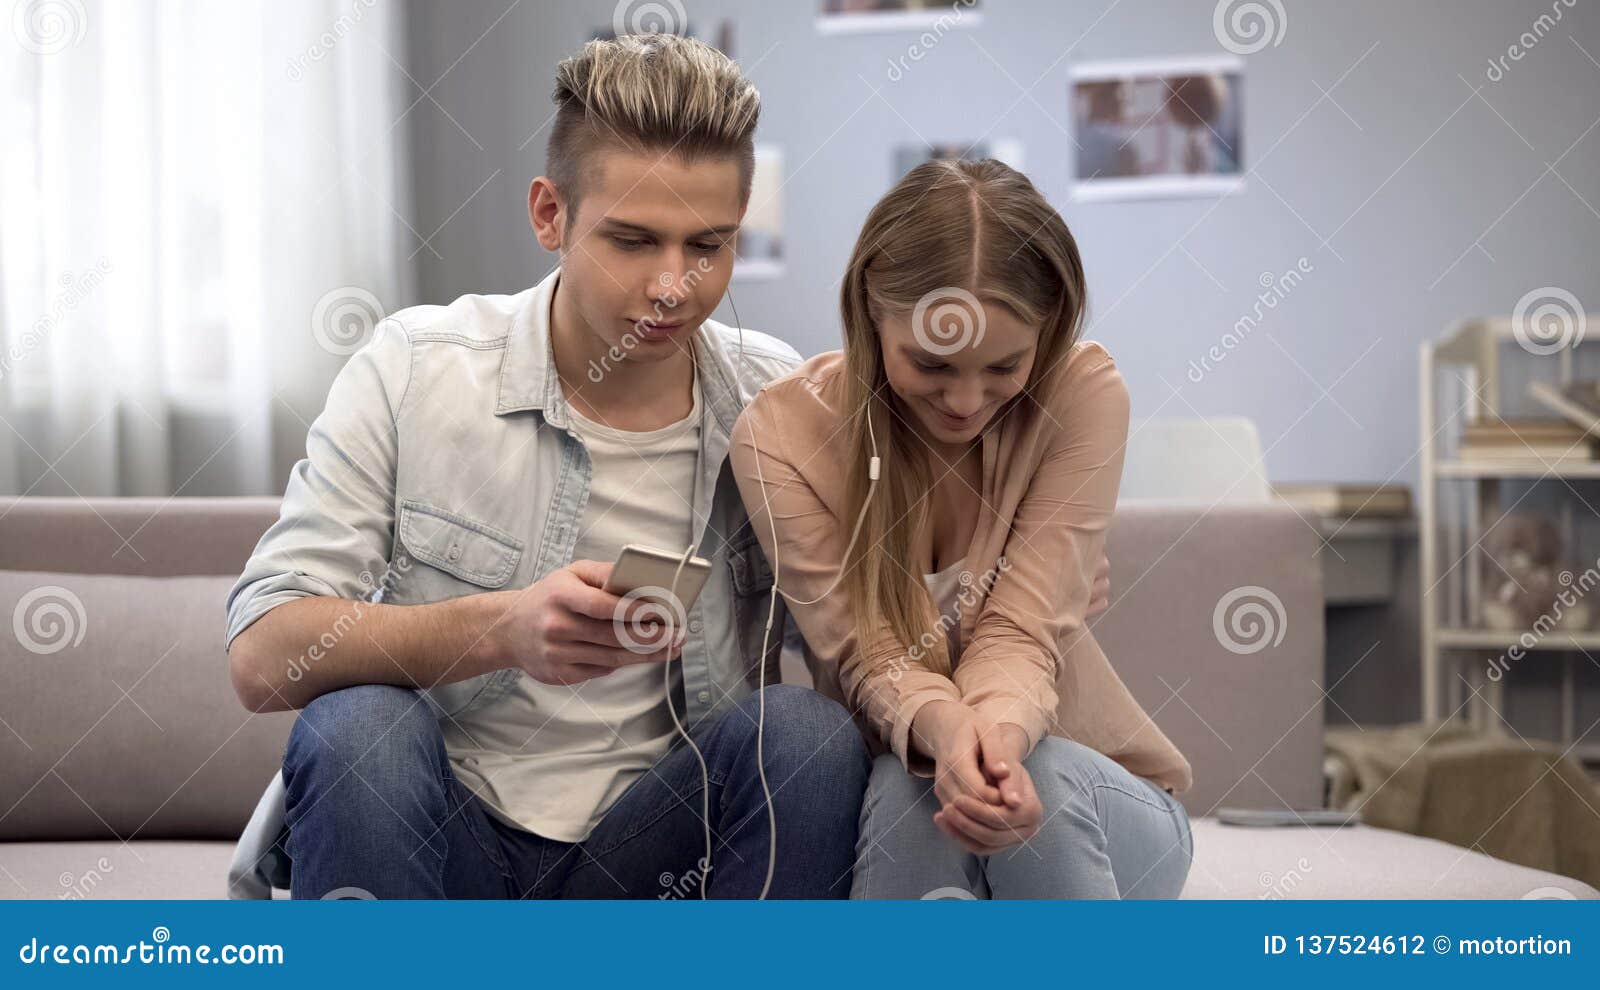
[661,544,712,898]
[763,407,879,608]
[731,295,778,900]
[739,300,880,899]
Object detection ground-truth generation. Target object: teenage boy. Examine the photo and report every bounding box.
[225,34,869,899]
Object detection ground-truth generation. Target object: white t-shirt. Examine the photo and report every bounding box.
[925,557,967,669]
[442,376,701,842]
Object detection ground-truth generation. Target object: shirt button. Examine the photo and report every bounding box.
[447,545,461,561]
[688,619,703,634]
[696,690,710,704]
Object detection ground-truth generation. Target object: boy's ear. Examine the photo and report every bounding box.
[528,176,567,252]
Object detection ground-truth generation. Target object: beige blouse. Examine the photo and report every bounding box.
[729,340,1193,794]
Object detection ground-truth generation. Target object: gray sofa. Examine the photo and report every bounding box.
[0,496,1594,899]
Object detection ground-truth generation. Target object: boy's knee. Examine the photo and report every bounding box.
[735,685,870,798]
[285,684,438,786]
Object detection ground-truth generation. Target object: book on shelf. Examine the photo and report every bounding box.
[1529,380,1600,439]
[1457,445,1596,464]
[1461,417,1587,439]
[1457,417,1598,462]
[1271,482,1412,518]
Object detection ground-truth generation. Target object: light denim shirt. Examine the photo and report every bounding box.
[223,268,801,895]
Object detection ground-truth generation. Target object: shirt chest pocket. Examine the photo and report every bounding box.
[393,499,526,601]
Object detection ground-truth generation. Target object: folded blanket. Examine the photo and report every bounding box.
[228,771,290,899]
[1326,721,1600,889]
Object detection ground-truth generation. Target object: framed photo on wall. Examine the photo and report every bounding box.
[1069,54,1245,202]
[891,139,1024,184]
[734,145,785,280]
[816,0,981,35]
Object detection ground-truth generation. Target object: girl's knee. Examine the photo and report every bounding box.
[859,755,935,831]
[1025,737,1107,785]
[1024,736,1138,821]
[852,757,978,899]
[865,752,928,798]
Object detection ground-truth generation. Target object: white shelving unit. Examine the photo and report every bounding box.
[1419,314,1600,764]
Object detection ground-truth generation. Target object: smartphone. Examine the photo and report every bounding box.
[602,544,713,615]
[1216,807,1360,827]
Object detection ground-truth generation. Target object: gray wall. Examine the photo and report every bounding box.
[401,0,1600,491]
[392,1,1600,734]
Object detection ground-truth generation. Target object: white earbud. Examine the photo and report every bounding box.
[768,404,881,609]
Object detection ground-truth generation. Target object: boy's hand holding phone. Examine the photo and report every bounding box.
[483,559,681,687]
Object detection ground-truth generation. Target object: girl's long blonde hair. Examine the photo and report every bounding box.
[839,158,1088,674]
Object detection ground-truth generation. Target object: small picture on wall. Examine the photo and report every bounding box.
[1069,55,1244,202]
[817,0,981,35]
[892,139,1024,184]
[591,19,735,57]
[734,145,784,280]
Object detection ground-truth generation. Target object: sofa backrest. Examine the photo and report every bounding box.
[1095,502,1326,815]
[0,498,289,842]
[0,497,1325,841]
[0,496,281,577]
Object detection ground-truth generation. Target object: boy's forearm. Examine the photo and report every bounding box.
[229,592,512,713]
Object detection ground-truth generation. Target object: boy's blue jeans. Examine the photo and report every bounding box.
[280,683,871,899]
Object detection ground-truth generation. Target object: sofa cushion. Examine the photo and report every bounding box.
[0,839,264,900]
[1182,817,1600,898]
[6,821,1595,901]
[0,570,292,842]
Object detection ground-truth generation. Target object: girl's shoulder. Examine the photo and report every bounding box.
[1032,338,1124,404]
[1051,338,1119,382]
[1007,339,1128,446]
[770,348,847,391]
[745,349,849,422]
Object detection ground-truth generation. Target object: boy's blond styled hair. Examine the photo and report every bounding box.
[547,34,761,216]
